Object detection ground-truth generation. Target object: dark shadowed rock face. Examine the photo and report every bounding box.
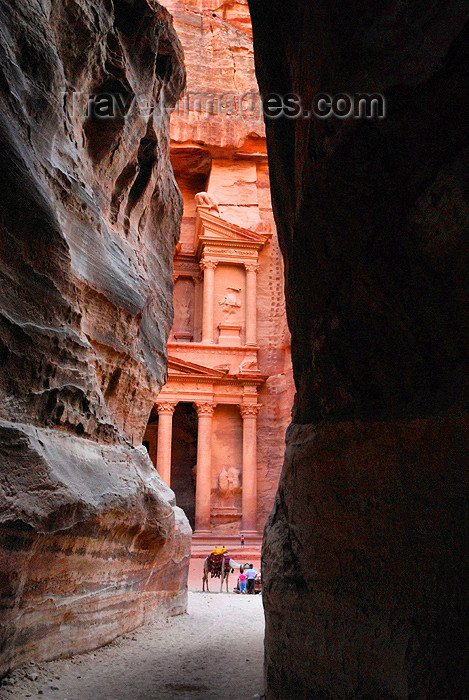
[248,1,469,697]
[0,0,191,675]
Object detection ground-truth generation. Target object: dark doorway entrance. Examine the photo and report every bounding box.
[170,402,197,529]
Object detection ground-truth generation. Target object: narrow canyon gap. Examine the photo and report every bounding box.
[247,1,469,698]
[144,0,294,546]
[0,0,191,676]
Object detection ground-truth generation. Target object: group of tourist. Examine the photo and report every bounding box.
[209,542,260,593]
[238,564,258,594]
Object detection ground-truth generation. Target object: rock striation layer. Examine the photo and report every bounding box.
[0,0,191,676]
[248,1,469,697]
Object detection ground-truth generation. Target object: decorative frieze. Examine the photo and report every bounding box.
[204,246,258,257]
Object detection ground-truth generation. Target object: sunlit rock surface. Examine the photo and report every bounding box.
[248,0,469,697]
[164,0,261,149]
[0,0,191,675]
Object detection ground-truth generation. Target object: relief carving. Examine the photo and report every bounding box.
[173,277,194,339]
[179,294,193,329]
[195,402,215,416]
[218,287,241,318]
[200,259,217,271]
[245,262,260,273]
[156,402,176,415]
[195,191,220,213]
[239,404,261,418]
[238,358,258,373]
[218,465,241,507]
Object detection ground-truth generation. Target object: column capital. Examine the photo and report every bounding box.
[239,403,262,418]
[156,401,176,415]
[200,259,217,271]
[244,262,260,273]
[172,272,180,282]
[196,401,215,416]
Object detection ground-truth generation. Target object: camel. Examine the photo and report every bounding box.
[202,556,245,593]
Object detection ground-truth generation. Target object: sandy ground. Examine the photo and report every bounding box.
[0,585,265,700]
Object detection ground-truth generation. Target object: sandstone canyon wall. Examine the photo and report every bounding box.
[0,0,191,676]
[162,0,294,532]
[248,1,469,697]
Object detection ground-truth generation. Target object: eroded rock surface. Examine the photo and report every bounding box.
[164,0,261,149]
[0,0,191,675]
[248,1,469,697]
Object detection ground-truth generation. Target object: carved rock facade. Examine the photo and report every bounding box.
[0,0,191,675]
[248,0,469,697]
[144,0,294,544]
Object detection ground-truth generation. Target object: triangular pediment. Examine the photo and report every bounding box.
[195,209,270,253]
[167,355,228,378]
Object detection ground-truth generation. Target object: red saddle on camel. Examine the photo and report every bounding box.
[208,554,231,578]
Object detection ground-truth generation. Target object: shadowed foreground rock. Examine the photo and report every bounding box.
[248,1,469,697]
[0,0,191,675]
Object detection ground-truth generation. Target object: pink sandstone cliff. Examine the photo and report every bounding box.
[163,0,294,532]
[0,0,191,675]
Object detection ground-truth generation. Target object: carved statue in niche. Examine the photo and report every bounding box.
[180,294,193,329]
[218,287,241,319]
[174,278,194,337]
[218,465,241,506]
[195,191,220,213]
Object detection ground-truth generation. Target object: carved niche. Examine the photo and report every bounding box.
[173,277,195,342]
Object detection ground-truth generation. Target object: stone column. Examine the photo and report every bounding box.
[156,402,176,487]
[194,402,215,533]
[200,259,217,344]
[244,262,259,346]
[240,403,261,533]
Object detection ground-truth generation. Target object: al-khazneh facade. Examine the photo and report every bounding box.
[144,0,294,544]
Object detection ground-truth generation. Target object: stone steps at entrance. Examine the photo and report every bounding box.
[191,532,263,559]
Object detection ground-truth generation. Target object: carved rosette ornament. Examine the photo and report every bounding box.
[244,262,260,273]
[239,404,262,418]
[199,259,217,271]
[156,402,176,415]
[195,402,215,416]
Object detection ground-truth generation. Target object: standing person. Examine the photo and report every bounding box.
[238,566,247,594]
[240,533,245,548]
[245,563,257,594]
